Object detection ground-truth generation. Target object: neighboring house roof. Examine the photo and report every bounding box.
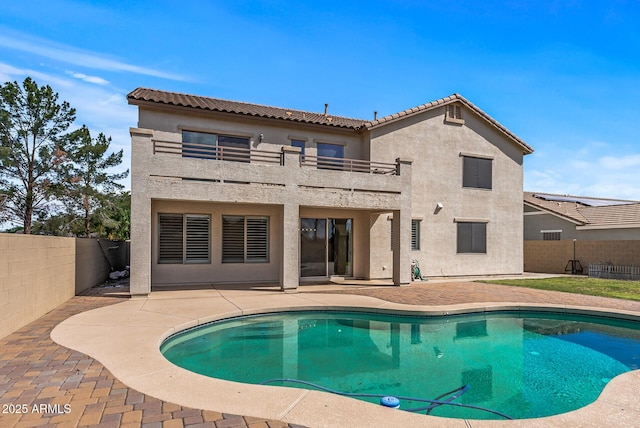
[127,88,533,154]
[524,192,640,228]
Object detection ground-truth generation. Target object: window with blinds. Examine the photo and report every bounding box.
[462,156,492,190]
[222,216,269,263]
[159,214,210,264]
[389,218,421,251]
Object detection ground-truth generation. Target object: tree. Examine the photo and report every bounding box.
[58,126,129,237]
[30,190,130,239]
[0,77,76,234]
[92,190,131,240]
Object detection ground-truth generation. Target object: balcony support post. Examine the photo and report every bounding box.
[392,158,413,286]
[280,146,302,291]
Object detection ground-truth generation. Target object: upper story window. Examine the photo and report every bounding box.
[182,130,250,162]
[462,155,492,190]
[445,104,464,124]
[317,143,344,170]
[290,139,305,155]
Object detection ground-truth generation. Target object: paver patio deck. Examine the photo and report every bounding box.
[2,278,640,427]
[0,285,301,428]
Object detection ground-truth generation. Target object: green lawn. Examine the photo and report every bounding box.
[479,277,640,301]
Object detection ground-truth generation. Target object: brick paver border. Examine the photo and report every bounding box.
[0,285,304,428]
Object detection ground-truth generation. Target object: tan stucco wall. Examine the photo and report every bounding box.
[0,234,75,339]
[138,108,367,160]
[130,117,410,293]
[368,105,525,277]
[131,99,523,290]
[152,201,282,286]
[524,240,640,274]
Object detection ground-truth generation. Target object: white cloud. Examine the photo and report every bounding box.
[525,150,640,200]
[0,29,187,81]
[0,62,72,88]
[65,71,109,85]
[600,154,640,170]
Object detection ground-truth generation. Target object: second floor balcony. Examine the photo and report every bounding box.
[153,139,399,175]
[131,128,411,210]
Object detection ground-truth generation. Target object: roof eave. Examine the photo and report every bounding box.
[366,94,534,155]
[127,96,363,131]
[523,201,585,225]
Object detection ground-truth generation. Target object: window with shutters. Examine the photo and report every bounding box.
[389,218,421,251]
[462,155,492,190]
[158,214,210,264]
[411,220,421,250]
[222,216,269,263]
[457,221,487,254]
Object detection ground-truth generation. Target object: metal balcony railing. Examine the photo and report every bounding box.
[152,140,399,175]
[300,155,398,175]
[153,140,281,164]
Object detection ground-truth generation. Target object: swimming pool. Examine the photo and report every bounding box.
[161,310,640,420]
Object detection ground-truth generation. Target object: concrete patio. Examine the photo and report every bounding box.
[2,279,640,427]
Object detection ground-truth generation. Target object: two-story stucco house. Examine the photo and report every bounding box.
[127,88,533,296]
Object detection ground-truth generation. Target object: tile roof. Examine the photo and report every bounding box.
[128,88,533,154]
[524,192,640,227]
[579,203,640,227]
[127,88,367,129]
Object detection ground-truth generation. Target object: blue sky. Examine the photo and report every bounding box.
[1,0,639,199]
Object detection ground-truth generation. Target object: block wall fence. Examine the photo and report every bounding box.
[0,234,123,339]
[524,240,640,274]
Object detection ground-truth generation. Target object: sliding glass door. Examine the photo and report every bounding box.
[300,218,352,278]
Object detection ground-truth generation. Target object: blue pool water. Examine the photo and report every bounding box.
[160,311,640,420]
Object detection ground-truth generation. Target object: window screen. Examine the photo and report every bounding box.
[457,222,487,254]
[463,156,492,189]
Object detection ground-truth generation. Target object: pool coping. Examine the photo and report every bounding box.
[50,289,640,428]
